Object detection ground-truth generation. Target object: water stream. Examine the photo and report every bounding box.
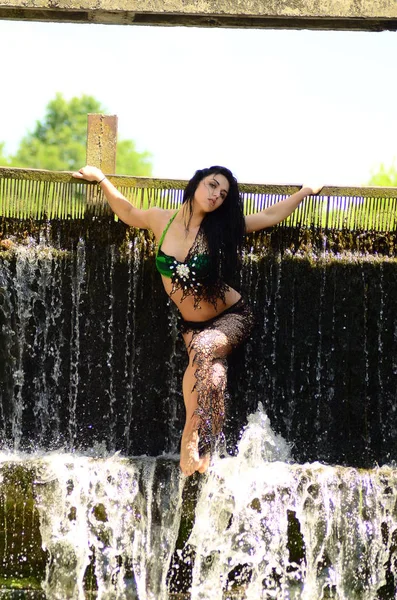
[0,232,397,598]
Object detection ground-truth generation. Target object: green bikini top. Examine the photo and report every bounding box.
[156,212,210,279]
[155,211,230,310]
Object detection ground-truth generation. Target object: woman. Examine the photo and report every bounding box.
[73,165,322,476]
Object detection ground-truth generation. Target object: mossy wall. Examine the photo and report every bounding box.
[0,221,396,467]
[0,464,47,594]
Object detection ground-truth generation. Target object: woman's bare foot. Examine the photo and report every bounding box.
[197,454,210,473]
[180,427,210,476]
[180,428,200,476]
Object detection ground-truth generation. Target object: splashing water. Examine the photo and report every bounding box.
[1,238,397,598]
[33,453,184,600]
[1,406,397,598]
[188,404,397,600]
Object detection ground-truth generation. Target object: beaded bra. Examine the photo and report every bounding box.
[156,212,229,309]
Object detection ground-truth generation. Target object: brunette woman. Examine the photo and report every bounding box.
[73,165,321,476]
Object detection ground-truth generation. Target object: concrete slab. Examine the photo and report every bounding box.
[0,0,397,31]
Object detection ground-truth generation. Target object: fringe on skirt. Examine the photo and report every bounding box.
[180,297,255,454]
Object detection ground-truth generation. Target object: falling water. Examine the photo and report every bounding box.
[123,237,141,454]
[2,404,397,599]
[68,240,86,447]
[1,232,397,598]
[377,263,385,432]
[33,454,184,600]
[189,406,397,600]
[0,235,185,456]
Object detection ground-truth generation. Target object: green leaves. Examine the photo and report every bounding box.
[0,93,152,176]
[0,142,13,166]
[368,162,397,186]
[116,139,152,177]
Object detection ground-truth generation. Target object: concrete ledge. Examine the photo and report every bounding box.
[0,0,397,30]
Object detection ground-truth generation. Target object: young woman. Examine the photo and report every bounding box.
[73,165,322,476]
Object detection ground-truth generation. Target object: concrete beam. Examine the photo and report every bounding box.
[0,0,397,31]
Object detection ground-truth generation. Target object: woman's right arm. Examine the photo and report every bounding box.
[72,165,157,230]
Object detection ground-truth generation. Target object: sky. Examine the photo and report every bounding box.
[0,19,396,186]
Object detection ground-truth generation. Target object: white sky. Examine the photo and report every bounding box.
[0,20,396,185]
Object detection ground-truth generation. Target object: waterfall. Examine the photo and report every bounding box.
[33,455,184,600]
[1,230,397,598]
[0,235,186,456]
[188,406,397,599]
[2,408,397,598]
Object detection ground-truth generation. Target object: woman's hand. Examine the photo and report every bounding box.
[302,184,323,195]
[71,163,154,230]
[72,165,104,183]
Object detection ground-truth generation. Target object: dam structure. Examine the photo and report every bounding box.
[1,1,397,596]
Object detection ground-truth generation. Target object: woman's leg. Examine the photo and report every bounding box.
[180,328,231,476]
[179,302,255,476]
[180,356,209,476]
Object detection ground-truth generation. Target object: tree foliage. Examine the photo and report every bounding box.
[0,142,13,167]
[368,162,397,186]
[116,139,152,177]
[0,93,152,176]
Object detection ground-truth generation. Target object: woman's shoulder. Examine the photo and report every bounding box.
[147,207,177,240]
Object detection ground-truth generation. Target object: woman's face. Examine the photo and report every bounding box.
[194,173,229,212]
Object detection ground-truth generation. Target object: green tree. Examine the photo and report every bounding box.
[116,139,152,177]
[1,93,152,176]
[368,162,397,186]
[0,142,14,167]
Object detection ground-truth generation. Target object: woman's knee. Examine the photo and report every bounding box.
[190,328,230,360]
[210,359,227,388]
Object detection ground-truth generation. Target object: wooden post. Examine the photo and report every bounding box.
[86,114,118,174]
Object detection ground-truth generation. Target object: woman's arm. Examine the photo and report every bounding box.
[245,185,323,233]
[72,165,158,230]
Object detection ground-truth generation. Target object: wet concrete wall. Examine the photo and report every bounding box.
[1,222,396,468]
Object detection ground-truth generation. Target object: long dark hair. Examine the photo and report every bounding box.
[182,166,245,285]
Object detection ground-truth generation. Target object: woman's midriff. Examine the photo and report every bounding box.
[161,276,241,322]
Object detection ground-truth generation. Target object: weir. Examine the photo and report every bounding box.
[0,166,397,598]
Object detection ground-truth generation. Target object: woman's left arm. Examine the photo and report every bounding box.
[245,185,323,233]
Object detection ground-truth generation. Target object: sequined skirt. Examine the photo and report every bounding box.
[180,297,255,454]
[180,297,254,338]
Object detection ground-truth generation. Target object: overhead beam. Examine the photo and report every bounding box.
[0,1,397,31]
